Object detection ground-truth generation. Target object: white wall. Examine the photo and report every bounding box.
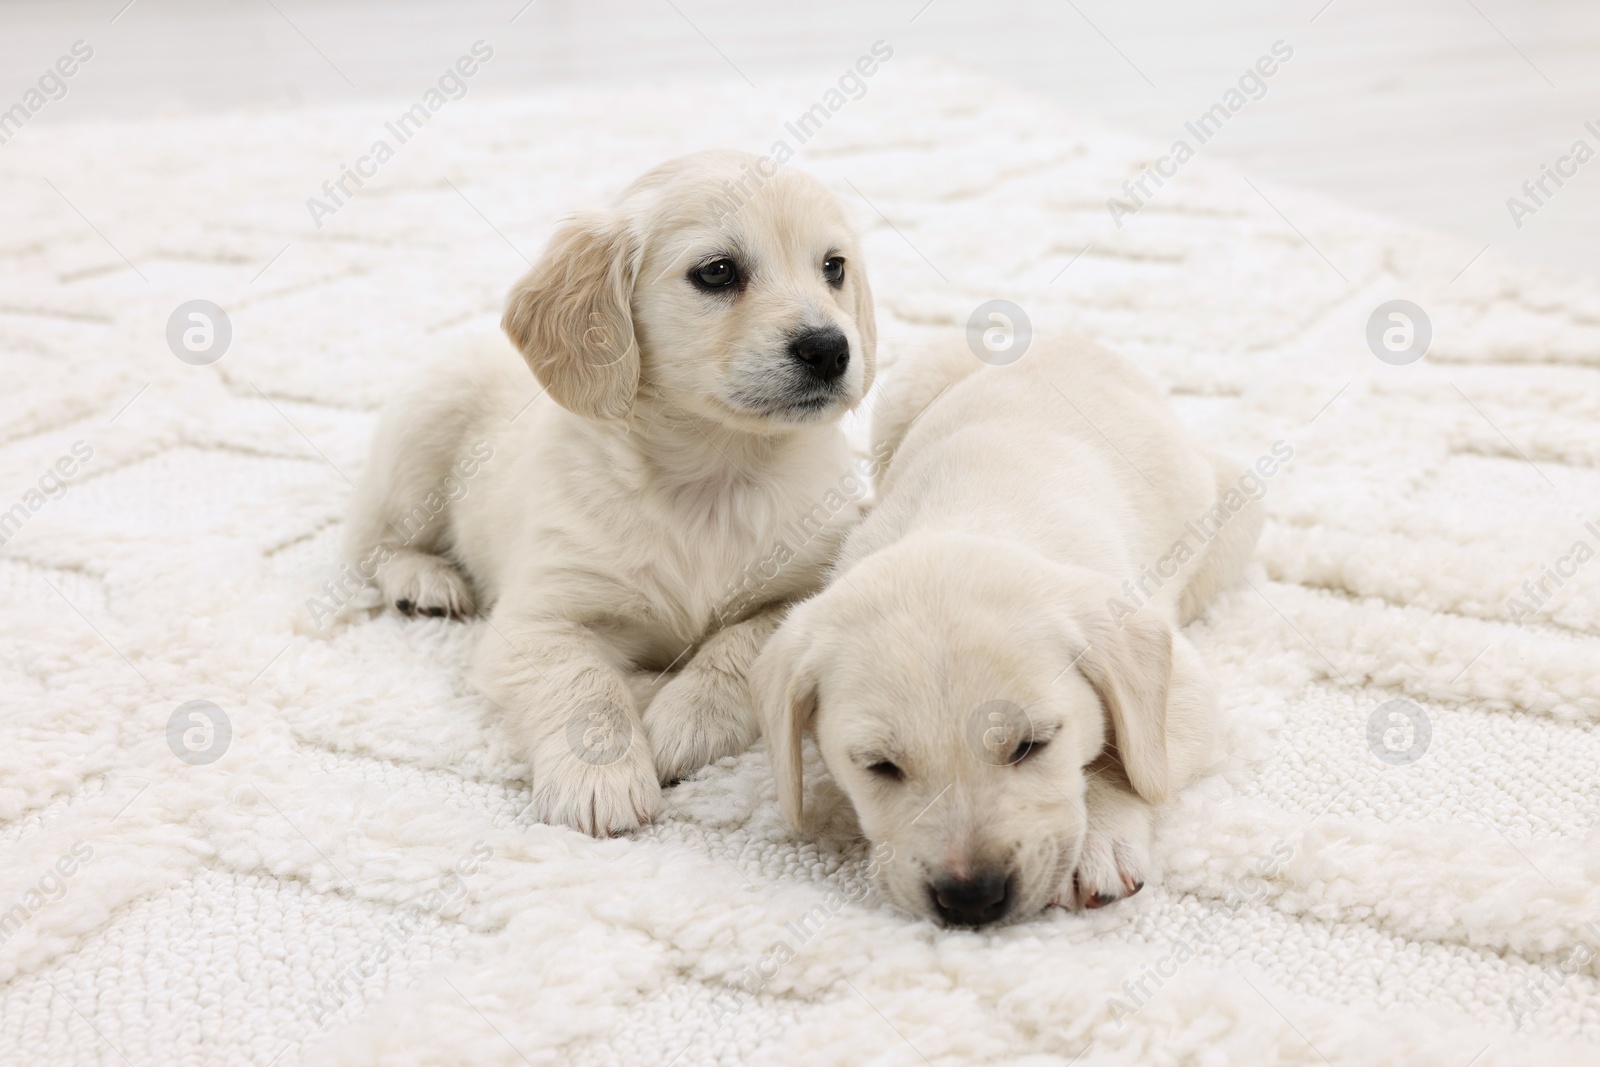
[4,0,1596,278]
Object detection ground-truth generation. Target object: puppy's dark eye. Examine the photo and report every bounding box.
[866,760,904,782]
[822,255,845,287]
[1011,738,1049,765]
[692,258,738,290]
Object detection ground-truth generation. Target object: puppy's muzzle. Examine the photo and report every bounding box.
[788,326,850,382]
[928,868,1013,927]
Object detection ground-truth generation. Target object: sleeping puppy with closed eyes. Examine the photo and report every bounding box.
[751,334,1261,926]
[345,151,876,836]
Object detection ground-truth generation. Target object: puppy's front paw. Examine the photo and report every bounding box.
[643,667,760,784]
[1062,831,1147,910]
[532,707,661,836]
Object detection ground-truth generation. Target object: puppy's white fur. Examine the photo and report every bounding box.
[346,151,876,835]
[752,335,1261,925]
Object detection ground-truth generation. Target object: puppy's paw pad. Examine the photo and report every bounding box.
[1064,832,1148,910]
[644,671,757,784]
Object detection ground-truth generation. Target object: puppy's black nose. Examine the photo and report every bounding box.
[788,326,850,381]
[929,870,1012,927]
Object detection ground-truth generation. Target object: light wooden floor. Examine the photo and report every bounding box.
[5,0,1598,279]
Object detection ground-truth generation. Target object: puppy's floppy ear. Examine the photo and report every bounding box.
[850,259,878,397]
[750,604,821,832]
[1077,610,1174,805]
[502,212,640,421]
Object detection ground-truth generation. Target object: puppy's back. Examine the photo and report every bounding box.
[868,336,981,490]
[860,332,1240,617]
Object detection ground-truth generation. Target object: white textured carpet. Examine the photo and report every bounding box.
[3,58,1600,1066]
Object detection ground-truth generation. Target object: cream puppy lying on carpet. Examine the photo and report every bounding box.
[753,335,1260,926]
[346,151,876,835]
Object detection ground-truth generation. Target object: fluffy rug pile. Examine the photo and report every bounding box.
[2,57,1598,1065]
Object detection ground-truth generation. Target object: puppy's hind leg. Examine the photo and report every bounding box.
[1177,451,1265,625]
[378,548,475,618]
[345,392,478,619]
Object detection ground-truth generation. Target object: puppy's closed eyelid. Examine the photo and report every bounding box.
[865,760,904,781]
[857,755,904,781]
[1011,738,1050,763]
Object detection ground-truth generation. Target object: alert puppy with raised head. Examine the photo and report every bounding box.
[345,151,876,835]
[753,335,1261,926]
